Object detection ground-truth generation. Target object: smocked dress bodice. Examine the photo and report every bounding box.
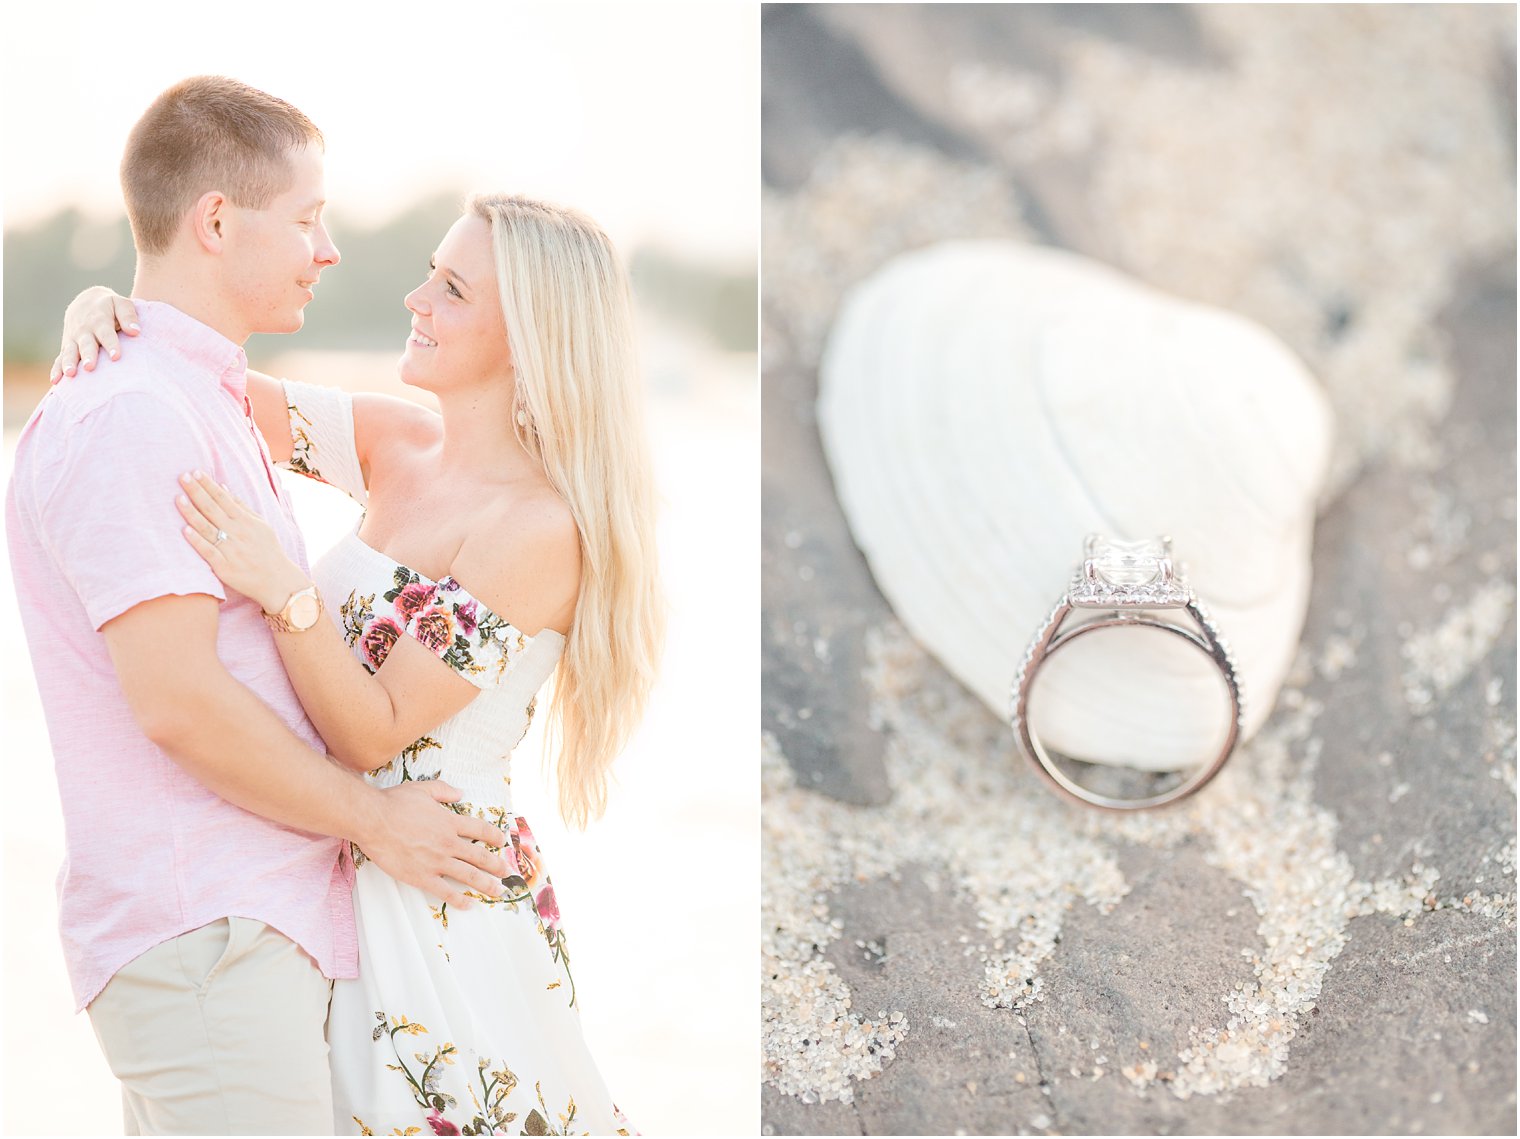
[276,378,631,1137]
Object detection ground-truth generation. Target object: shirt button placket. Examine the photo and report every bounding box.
[244,394,282,498]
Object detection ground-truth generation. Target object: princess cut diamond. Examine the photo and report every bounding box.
[1071,534,1189,608]
[1088,536,1166,586]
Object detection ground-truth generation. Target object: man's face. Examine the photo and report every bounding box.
[222,144,340,335]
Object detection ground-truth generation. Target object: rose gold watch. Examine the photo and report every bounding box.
[263,584,324,633]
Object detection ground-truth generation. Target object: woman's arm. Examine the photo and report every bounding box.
[245,372,441,490]
[53,287,441,487]
[176,472,478,771]
[104,592,509,908]
[247,370,296,464]
[273,603,482,774]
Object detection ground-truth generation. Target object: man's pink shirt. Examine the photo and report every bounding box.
[6,300,357,1010]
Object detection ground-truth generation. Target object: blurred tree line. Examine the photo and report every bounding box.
[4,194,756,365]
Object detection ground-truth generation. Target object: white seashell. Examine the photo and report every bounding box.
[818,241,1334,771]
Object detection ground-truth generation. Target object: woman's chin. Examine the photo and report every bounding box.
[397,357,430,390]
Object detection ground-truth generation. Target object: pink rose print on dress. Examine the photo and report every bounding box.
[426,1108,460,1135]
[454,598,479,636]
[535,884,561,933]
[393,581,438,625]
[513,819,543,888]
[361,617,403,669]
[412,607,456,654]
[499,839,524,879]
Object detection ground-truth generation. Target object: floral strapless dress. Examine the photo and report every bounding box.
[279,380,632,1136]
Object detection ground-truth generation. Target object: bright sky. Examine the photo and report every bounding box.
[1,1,757,263]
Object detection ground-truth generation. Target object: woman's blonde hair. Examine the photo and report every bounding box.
[469,193,665,828]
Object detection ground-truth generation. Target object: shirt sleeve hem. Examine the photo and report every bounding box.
[87,583,230,633]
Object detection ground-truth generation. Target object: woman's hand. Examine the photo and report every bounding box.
[50,286,139,382]
[177,472,311,615]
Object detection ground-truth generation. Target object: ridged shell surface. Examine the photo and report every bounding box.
[818,241,1334,771]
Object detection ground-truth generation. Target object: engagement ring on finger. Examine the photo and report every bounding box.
[213,530,229,547]
[1009,535,1243,811]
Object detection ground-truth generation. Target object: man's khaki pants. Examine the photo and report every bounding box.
[87,917,334,1135]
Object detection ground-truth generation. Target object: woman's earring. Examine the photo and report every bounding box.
[516,408,529,428]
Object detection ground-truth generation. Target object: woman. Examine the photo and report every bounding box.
[56,193,662,1135]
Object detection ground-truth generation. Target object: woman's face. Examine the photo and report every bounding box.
[399,214,512,392]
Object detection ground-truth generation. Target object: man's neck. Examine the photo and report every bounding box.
[132,262,250,344]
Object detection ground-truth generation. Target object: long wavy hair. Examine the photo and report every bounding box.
[470,193,664,828]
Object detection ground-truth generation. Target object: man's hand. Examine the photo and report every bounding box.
[353,780,511,909]
[105,595,510,911]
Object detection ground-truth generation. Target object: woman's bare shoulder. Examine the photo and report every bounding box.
[453,484,581,636]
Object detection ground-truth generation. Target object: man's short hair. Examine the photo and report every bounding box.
[120,76,323,256]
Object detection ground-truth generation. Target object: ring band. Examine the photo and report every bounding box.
[1009,535,1243,811]
[213,529,229,547]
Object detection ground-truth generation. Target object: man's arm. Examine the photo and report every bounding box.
[103,593,510,908]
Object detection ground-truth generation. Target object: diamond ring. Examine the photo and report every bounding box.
[213,530,229,547]
[1009,535,1243,811]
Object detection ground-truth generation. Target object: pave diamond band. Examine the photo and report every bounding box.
[1009,535,1244,810]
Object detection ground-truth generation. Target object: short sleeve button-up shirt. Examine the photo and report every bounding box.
[6,300,357,1010]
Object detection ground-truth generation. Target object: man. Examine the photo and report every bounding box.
[6,76,509,1134]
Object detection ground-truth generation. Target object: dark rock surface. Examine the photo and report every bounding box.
[761,5,1516,1134]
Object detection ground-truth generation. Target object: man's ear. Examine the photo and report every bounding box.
[189,191,229,254]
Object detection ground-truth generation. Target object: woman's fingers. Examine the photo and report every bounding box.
[196,473,247,518]
[96,296,140,361]
[174,477,233,552]
[114,296,141,337]
[177,470,232,527]
[58,339,80,378]
[175,492,222,542]
[54,291,136,381]
[181,521,222,566]
[74,334,101,372]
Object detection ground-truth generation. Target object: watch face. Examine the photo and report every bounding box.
[289,592,322,630]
